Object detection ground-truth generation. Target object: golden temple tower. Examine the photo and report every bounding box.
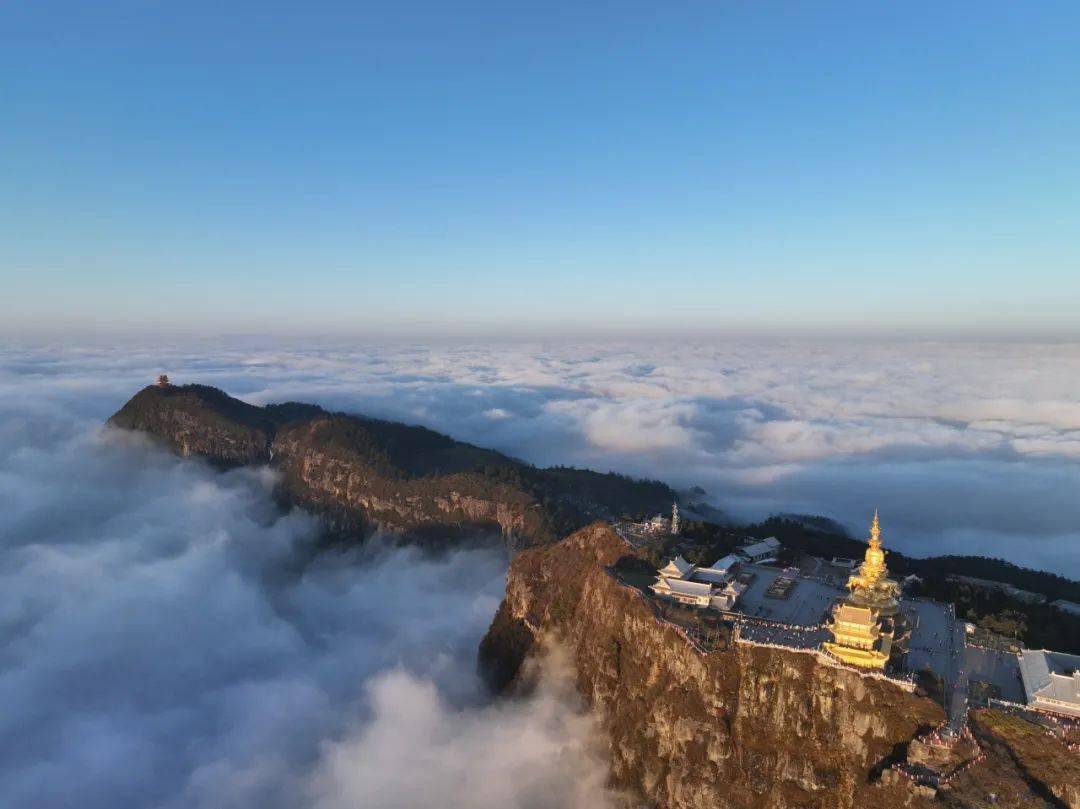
[846,510,901,616]
[823,511,901,669]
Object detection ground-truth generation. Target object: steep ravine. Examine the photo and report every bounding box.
[480,523,1076,809]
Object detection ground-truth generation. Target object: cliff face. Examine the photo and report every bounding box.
[107,384,673,547]
[966,710,1080,809]
[480,524,1076,809]
[109,384,274,466]
[271,416,547,545]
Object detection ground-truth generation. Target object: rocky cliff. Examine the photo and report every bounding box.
[108,383,673,547]
[270,414,549,542]
[109,384,277,466]
[480,523,1078,808]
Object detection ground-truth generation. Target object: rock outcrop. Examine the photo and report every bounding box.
[480,523,1077,808]
[270,414,549,543]
[108,383,673,547]
[965,710,1080,808]
[109,383,277,466]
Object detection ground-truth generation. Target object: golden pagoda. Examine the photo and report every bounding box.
[823,511,901,669]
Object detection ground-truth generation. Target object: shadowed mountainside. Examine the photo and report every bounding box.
[108,383,674,547]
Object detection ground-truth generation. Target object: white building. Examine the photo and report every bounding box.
[1051,599,1080,617]
[651,577,715,607]
[651,574,747,611]
[651,554,747,611]
[740,536,781,563]
[691,553,742,583]
[658,555,694,579]
[1019,649,1080,718]
[709,579,747,611]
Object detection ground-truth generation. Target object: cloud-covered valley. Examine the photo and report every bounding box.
[0,404,613,809]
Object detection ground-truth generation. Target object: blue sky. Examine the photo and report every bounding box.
[3,1,1079,335]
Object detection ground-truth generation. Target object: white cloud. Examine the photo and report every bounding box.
[0,409,613,809]
[310,653,614,809]
[548,398,697,453]
[2,336,1079,806]
[3,336,1078,573]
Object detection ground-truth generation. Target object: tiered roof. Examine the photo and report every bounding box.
[659,555,694,579]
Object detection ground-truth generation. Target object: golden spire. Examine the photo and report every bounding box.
[847,511,887,591]
[826,509,902,667]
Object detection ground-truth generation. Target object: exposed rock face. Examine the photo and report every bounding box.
[109,384,275,466]
[271,416,547,545]
[966,710,1080,809]
[107,384,673,548]
[480,523,1074,808]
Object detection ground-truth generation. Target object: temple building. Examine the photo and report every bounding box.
[658,555,694,579]
[651,553,747,611]
[823,511,901,669]
[651,576,716,608]
[1019,649,1080,717]
[692,554,741,583]
[739,536,781,562]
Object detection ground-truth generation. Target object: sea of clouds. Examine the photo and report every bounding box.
[4,336,1078,574]
[1,336,1078,807]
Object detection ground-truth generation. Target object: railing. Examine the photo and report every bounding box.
[886,723,985,787]
[607,567,917,691]
[816,645,917,690]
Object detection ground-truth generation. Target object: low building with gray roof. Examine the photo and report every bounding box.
[1019,649,1080,717]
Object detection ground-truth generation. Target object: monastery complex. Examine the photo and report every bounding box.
[633,510,1080,726]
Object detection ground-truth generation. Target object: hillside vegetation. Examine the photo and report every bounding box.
[109,383,674,545]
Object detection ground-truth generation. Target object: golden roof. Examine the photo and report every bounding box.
[845,510,900,612]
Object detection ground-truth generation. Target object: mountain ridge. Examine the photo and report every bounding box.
[107,383,675,547]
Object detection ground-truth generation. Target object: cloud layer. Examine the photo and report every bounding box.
[0,407,613,809]
[4,337,1077,575]
[1,336,1077,807]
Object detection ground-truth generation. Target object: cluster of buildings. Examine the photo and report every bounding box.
[651,554,747,610]
[649,536,780,611]
[1051,598,1080,617]
[646,512,1080,722]
[637,502,681,536]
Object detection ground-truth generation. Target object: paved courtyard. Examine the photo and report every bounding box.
[963,645,1024,703]
[903,599,977,731]
[798,555,857,588]
[734,564,845,627]
[904,599,954,680]
[739,622,829,650]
